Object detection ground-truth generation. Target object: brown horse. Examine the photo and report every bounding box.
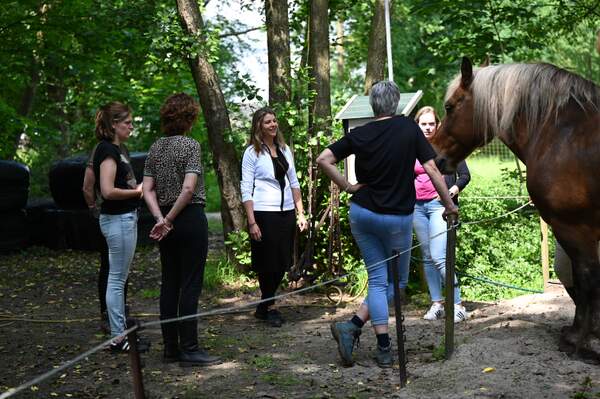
[432,57,600,361]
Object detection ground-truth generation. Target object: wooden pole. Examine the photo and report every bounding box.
[390,250,407,388]
[540,217,549,291]
[128,328,146,399]
[444,215,457,359]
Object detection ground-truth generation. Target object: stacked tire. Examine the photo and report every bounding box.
[46,152,153,250]
[0,160,30,252]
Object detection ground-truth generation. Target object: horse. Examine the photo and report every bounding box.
[431,57,600,361]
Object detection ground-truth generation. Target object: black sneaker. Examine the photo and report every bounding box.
[254,308,283,327]
[266,309,284,327]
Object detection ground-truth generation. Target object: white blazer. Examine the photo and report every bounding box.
[240,144,300,211]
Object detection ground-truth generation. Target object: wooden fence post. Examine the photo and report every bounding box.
[540,217,549,291]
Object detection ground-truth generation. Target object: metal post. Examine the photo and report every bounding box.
[384,0,394,82]
[128,328,146,399]
[390,250,407,387]
[444,215,457,359]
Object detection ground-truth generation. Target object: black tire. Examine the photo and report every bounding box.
[25,198,56,247]
[41,208,104,250]
[0,209,28,253]
[0,160,30,211]
[129,152,147,184]
[48,156,88,210]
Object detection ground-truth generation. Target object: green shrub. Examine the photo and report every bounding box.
[455,167,550,301]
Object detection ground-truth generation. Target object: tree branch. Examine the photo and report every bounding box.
[218,25,263,38]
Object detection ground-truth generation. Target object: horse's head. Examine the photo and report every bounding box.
[431,57,484,173]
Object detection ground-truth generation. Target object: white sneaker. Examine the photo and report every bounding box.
[423,303,445,320]
[454,304,469,323]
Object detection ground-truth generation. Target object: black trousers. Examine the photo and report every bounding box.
[158,204,208,351]
[250,210,295,310]
[98,230,128,314]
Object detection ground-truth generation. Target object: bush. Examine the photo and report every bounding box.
[455,168,547,301]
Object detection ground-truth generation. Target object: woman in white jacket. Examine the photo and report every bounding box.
[241,107,308,327]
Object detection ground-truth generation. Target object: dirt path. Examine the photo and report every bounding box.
[1,245,599,399]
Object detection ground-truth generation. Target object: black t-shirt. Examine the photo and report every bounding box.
[328,115,436,215]
[93,140,139,215]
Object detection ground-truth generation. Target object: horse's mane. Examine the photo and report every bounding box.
[446,63,600,141]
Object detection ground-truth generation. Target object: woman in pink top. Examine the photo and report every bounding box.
[413,106,470,323]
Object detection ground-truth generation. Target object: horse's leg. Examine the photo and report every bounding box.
[554,233,590,353]
[557,232,600,361]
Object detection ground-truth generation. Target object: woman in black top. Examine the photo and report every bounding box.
[143,93,220,367]
[93,102,143,352]
[317,81,458,368]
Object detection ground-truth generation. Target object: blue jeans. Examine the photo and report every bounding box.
[100,211,138,337]
[349,202,413,326]
[413,199,460,303]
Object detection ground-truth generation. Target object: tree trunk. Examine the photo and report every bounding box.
[265,0,292,137]
[308,0,331,134]
[175,0,246,238]
[364,0,388,94]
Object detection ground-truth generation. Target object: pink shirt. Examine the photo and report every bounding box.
[414,160,437,200]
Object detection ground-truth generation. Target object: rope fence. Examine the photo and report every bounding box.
[0,198,541,399]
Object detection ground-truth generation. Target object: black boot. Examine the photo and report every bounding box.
[161,321,179,363]
[179,348,221,367]
[179,320,221,367]
[163,343,180,363]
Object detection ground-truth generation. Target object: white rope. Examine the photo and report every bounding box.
[0,200,532,398]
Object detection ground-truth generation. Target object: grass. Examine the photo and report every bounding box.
[251,354,275,369]
[203,255,255,292]
[465,155,523,181]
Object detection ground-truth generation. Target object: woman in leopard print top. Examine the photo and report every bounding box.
[143,93,220,367]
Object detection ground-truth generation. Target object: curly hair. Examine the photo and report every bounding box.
[160,93,200,136]
[95,102,131,141]
[249,107,286,154]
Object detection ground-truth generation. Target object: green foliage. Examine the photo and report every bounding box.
[203,255,254,291]
[224,230,253,269]
[456,166,545,301]
[0,100,24,159]
[251,354,275,369]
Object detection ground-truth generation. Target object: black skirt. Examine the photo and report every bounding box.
[250,210,295,274]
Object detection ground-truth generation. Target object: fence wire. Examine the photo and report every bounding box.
[0,199,535,399]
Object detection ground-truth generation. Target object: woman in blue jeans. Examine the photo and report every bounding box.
[93,102,143,352]
[413,106,470,323]
[317,82,458,368]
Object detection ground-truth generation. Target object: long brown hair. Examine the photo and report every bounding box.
[95,102,131,141]
[249,107,286,154]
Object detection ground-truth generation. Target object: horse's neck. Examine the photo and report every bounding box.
[496,127,529,165]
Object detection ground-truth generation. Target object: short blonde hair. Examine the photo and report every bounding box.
[414,106,440,125]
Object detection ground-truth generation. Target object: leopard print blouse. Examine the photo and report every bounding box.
[144,135,206,207]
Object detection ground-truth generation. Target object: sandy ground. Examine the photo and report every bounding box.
[1,245,599,399]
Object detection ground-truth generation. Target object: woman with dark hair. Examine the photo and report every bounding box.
[241,107,308,327]
[93,102,143,352]
[317,81,457,368]
[143,93,220,367]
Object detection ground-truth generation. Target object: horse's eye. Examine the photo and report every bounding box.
[444,104,453,113]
